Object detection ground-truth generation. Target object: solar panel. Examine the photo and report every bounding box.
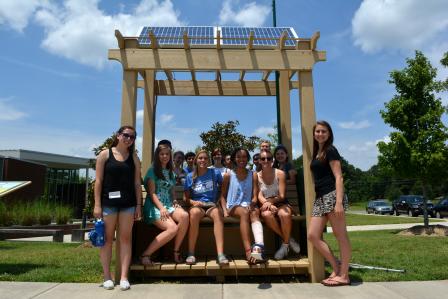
[220,27,297,47]
[137,26,298,48]
[138,26,214,47]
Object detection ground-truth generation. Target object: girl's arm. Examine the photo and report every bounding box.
[133,153,142,220]
[93,150,108,218]
[220,173,230,216]
[329,159,344,216]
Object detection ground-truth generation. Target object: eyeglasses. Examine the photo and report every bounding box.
[121,133,136,140]
[260,157,273,161]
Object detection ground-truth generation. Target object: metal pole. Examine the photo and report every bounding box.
[273,0,282,145]
[81,167,89,229]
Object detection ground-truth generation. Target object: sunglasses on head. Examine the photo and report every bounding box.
[121,133,136,140]
[260,157,273,161]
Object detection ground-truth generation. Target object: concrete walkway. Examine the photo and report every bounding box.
[328,221,448,233]
[1,281,447,299]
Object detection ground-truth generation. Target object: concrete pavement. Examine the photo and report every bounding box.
[1,281,447,299]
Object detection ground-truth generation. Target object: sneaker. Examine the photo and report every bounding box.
[119,279,130,291]
[102,279,114,290]
[289,238,301,254]
[274,243,289,260]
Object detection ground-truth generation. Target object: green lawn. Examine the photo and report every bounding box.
[324,230,448,281]
[0,242,108,282]
[343,213,445,226]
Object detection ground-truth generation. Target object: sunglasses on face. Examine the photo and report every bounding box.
[121,133,136,140]
[260,157,273,161]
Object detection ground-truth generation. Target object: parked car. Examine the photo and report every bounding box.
[433,197,448,219]
[366,199,393,215]
[392,195,435,217]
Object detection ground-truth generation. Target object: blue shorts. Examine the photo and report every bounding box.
[102,206,136,217]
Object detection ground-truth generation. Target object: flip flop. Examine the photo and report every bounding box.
[322,278,351,287]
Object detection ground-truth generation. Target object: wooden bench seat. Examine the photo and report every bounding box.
[0,228,64,242]
[131,183,308,280]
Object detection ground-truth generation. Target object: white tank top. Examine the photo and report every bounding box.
[257,169,279,198]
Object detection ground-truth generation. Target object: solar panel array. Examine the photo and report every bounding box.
[138,26,214,46]
[138,26,297,48]
[220,27,296,46]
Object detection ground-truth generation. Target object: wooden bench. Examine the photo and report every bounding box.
[130,183,309,281]
[0,228,64,242]
[71,228,92,242]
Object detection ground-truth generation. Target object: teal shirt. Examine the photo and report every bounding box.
[143,167,176,223]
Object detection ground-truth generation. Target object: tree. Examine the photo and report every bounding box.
[377,51,448,227]
[199,120,261,155]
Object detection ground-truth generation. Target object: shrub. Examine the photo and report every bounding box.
[12,202,37,226]
[54,205,73,225]
[35,200,53,225]
[0,201,13,226]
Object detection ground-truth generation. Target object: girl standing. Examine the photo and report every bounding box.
[307,120,351,286]
[141,144,189,264]
[184,150,229,265]
[94,126,142,291]
[221,148,265,264]
[257,150,301,260]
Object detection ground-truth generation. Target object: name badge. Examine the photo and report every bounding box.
[109,191,121,199]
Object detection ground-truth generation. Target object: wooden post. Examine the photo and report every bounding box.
[120,70,137,127]
[279,70,292,155]
[142,70,156,175]
[298,70,324,283]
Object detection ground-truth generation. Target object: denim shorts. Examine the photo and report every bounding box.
[102,206,136,217]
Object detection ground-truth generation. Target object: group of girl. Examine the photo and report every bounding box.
[94,120,351,290]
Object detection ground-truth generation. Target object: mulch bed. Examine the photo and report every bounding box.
[398,224,448,237]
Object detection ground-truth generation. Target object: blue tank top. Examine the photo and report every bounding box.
[226,169,253,209]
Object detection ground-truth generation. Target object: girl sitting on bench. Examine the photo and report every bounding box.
[221,147,265,264]
[184,149,229,266]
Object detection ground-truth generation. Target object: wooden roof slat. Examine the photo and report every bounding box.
[149,30,158,49]
[239,70,246,81]
[262,70,272,81]
[191,70,196,81]
[115,30,124,49]
[216,30,221,50]
[164,70,173,80]
[215,70,221,81]
[278,31,287,50]
[247,31,254,50]
[289,71,296,80]
[183,31,190,50]
[310,31,320,51]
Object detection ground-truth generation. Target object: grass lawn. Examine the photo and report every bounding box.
[342,213,445,226]
[0,242,108,282]
[324,230,448,282]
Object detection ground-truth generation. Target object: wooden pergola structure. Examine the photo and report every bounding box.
[108,27,326,282]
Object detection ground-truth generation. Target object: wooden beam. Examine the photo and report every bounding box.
[142,70,156,176]
[109,48,326,70]
[115,30,124,49]
[191,70,196,81]
[278,31,287,50]
[289,71,296,80]
[310,31,320,51]
[120,71,137,127]
[146,80,298,96]
[149,30,158,49]
[216,30,221,50]
[298,70,324,283]
[239,70,246,81]
[279,71,292,155]
[247,31,254,50]
[215,70,221,81]
[164,70,173,80]
[183,31,190,50]
[262,71,272,81]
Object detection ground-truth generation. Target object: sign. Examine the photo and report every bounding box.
[0,181,32,197]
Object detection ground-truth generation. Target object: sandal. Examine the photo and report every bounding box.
[321,277,351,287]
[140,255,154,266]
[185,254,196,265]
[250,243,266,263]
[174,250,184,263]
[245,248,256,265]
[217,253,229,266]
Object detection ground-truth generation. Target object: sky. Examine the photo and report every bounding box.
[0,0,447,171]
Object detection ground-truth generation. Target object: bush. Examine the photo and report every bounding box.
[35,200,52,225]
[12,202,37,226]
[54,205,73,225]
[0,201,13,226]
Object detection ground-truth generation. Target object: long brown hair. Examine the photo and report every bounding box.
[312,120,334,162]
[110,125,136,153]
[153,144,174,180]
[192,149,210,181]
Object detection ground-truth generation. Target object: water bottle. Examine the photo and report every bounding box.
[94,219,105,247]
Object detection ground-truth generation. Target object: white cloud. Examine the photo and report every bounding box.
[0,0,48,32]
[352,0,448,53]
[253,126,275,136]
[1,0,183,69]
[338,120,371,129]
[219,0,270,27]
[136,109,144,121]
[159,113,174,124]
[0,97,27,121]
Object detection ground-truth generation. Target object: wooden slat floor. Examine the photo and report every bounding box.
[131,257,309,277]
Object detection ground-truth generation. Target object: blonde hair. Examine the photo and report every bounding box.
[192,149,210,180]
